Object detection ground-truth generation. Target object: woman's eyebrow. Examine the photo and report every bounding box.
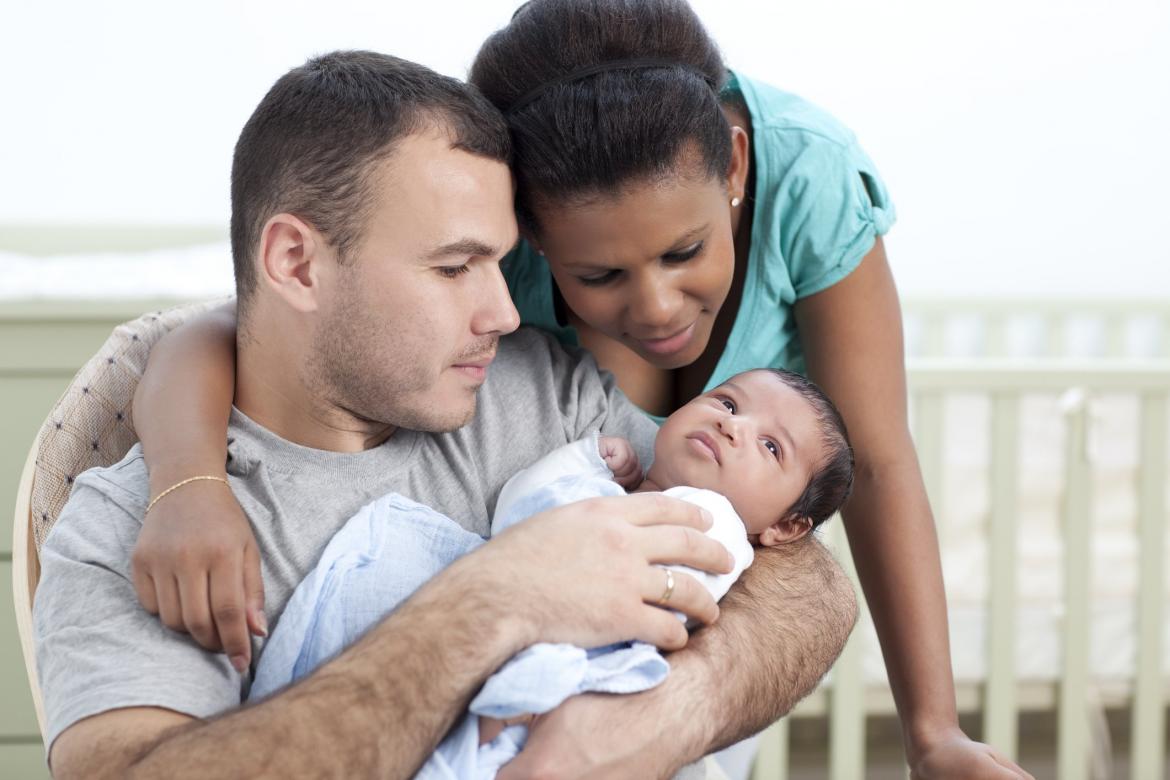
[659,224,709,254]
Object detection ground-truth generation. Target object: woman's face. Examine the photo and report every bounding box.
[533,170,737,369]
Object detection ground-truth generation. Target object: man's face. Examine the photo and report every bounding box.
[307,130,520,433]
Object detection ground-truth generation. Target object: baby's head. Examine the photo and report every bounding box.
[646,369,854,546]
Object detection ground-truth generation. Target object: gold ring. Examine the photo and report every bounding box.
[657,569,675,605]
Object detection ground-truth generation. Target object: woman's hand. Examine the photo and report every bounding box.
[131,480,266,674]
[910,727,1034,779]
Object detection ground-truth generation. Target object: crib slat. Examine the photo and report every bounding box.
[751,718,789,780]
[923,314,946,357]
[1132,393,1167,780]
[1057,392,1092,780]
[1105,316,1127,358]
[984,394,1019,758]
[829,521,866,780]
[985,318,1008,358]
[1047,317,1067,357]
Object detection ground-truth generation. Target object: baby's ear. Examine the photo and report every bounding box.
[758,516,813,547]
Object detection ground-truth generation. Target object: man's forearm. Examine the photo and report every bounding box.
[125,560,524,779]
[643,538,858,766]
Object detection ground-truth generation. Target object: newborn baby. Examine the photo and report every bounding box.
[249,368,853,778]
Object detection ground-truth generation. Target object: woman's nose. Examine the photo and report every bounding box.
[628,274,678,332]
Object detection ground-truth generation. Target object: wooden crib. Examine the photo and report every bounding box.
[752,298,1170,780]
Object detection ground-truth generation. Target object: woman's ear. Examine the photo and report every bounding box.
[758,516,813,547]
[726,125,750,204]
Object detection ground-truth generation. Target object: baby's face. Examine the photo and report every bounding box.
[646,371,825,537]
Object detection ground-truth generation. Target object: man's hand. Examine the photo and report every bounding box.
[599,435,643,490]
[478,492,733,651]
[909,728,1034,779]
[131,480,267,674]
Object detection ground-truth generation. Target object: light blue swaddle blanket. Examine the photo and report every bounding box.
[249,438,687,779]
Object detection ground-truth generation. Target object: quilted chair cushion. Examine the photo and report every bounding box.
[30,299,226,551]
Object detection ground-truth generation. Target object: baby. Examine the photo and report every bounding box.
[248,367,853,778]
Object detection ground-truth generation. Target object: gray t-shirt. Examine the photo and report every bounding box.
[33,327,658,749]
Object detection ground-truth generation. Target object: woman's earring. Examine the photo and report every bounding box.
[730,196,742,208]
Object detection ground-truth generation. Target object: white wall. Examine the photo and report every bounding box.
[3,0,1168,296]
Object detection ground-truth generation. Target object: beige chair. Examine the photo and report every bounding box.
[10,301,217,746]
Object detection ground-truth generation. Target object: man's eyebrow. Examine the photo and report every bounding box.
[423,238,499,260]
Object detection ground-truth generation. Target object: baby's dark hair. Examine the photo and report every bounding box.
[469,0,731,235]
[753,368,854,529]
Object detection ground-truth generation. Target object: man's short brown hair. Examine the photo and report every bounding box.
[230,50,511,310]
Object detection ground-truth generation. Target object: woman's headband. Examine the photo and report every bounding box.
[505,58,718,115]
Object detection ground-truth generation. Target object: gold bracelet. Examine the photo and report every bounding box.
[146,475,230,515]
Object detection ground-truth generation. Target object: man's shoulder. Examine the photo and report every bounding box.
[43,445,150,552]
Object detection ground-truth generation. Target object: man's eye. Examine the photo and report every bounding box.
[578,269,620,287]
[719,398,735,413]
[763,439,780,459]
[438,264,472,278]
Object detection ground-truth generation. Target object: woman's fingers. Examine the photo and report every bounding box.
[210,553,252,673]
[176,572,221,651]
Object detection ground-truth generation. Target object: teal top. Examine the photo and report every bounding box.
[503,72,896,421]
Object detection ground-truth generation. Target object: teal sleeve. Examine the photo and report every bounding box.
[775,135,896,299]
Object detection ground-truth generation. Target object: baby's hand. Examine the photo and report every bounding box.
[131,479,267,674]
[599,435,642,490]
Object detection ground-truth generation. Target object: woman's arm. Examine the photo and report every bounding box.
[129,301,264,673]
[795,239,1030,778]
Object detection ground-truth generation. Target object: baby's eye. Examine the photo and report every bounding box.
[719,398,736,413]
[763,439,780,459]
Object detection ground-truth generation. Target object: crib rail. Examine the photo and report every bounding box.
[752,361,1170,780]
[902,298,1170,359]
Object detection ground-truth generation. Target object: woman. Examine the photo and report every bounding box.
[131,2,1028,777]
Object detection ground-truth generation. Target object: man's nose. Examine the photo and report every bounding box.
[474,265,521,336]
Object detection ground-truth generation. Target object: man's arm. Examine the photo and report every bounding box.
[502,537,857,780]
[51,553,528,780]
[45,492,731,780]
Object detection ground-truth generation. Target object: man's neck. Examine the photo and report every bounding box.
[235,338,395,453]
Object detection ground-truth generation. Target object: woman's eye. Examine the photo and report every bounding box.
[663,241,704,263]
[438,264,472,279]
[763,440,780,459]
[719,398,735,413]
[578,270,620,287]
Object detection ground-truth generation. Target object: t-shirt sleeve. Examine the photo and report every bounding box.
[33,470,241,751]
[563,357,658,470]
[773,133,896,299]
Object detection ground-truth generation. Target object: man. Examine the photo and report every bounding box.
[34,51,856,779]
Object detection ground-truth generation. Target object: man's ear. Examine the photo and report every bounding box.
[758,516,813,547]
[256,213,326,313]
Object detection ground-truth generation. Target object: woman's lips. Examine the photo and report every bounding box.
[635,322,697,356]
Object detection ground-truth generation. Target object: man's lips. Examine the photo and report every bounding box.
[687,431,722,464]
[452,352,496,380]
[453,353,495,369]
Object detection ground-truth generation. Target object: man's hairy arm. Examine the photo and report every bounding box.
[48,493,728,780]
[503,537,858,779]
[52,558,522,780]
